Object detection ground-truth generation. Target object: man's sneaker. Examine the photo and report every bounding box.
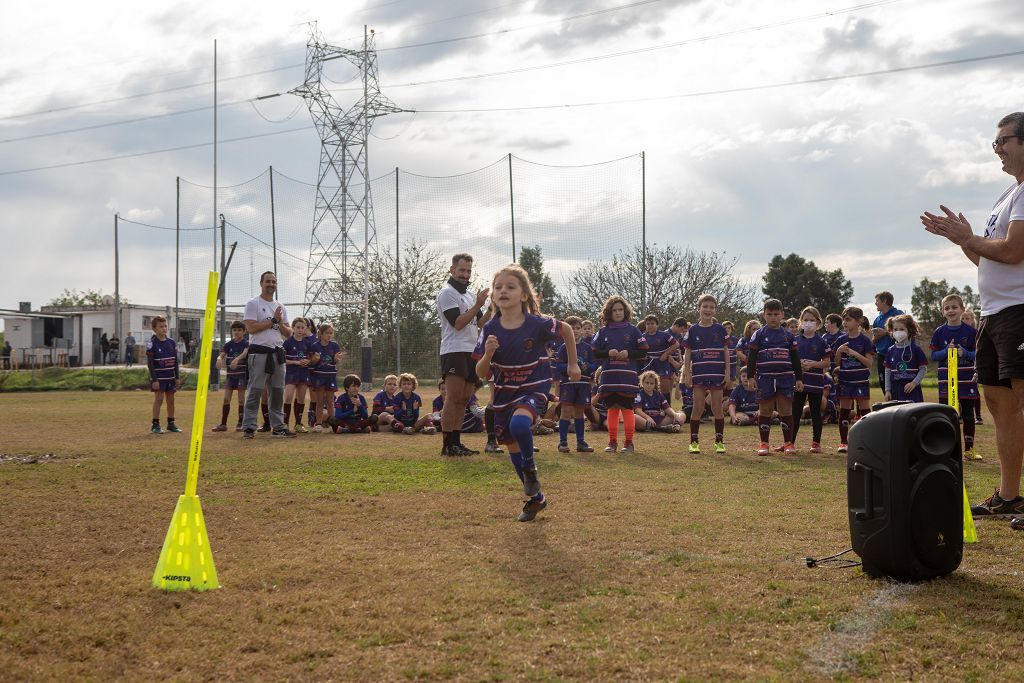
[517,497,547,522]
[605,442,618,453]
[1010,517,1024,531]
[257,424,272,433]
[837,443,848,454]
[971,489,1024,517]
[714,441,726,454]
[576,441,594,453]
[295,424,309,433]
[151,424,163,434]
[756,442,770,456]
[211,424,228,432]
[810,441,822,454]
[272,428,297,438]
[782,442,796,455]
[166,423,182,433]
[235,423,244,432]
[522,467,541,497]
[243,429,255,439]
[963,449,982,461]
[485,442,504,454]
[688,442,700,454]
[455,444,479,456]
[557,442,570,453]
[621,442,635,454]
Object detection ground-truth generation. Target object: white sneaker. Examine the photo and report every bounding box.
[313,424,323,433]
[422,425,437,435]
[403,426,415,435]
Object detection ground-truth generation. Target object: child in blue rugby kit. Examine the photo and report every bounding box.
[832,306,875,453]
[884,314,928,404]
[311,323,344,433]
[746,299,803,456]
[474,264,579,522]
[930,294,982,460]
[634,370,682,432]
[682,294,731,454]
[790,306,829,454]
[432,378,485,433]
[328,374,373,433]
[283,317,317,433]
[640,314,680,406]
[147,315,181,434]
[723,320,739,388]
[554,315,597,453]
[735,319,760,369]
[213,320,249,432]
[728,367,759,426]
[392,373,436,435]
[591,296,649,453]
[372,374,400,431]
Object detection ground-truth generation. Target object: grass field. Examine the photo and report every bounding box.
[1,388,1022,681]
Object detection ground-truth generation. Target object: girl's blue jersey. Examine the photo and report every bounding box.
[473,313,559,410]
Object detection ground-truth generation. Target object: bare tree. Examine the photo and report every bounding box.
[565,243,758,322]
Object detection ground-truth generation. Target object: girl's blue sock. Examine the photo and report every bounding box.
[508,450,524,483]
[558,418,570,443]
[509,414,535,470]
[574,418,586,443]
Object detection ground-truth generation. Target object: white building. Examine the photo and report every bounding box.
[1,301,241,367]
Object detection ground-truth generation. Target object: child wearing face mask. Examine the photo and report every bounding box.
[884,314,928,403]
[790,306,829,453]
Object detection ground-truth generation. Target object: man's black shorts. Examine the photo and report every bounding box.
[440,352,479,382]
[976,303,1024,386]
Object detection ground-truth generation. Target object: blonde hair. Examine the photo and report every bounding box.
[742,320,760,338]
[601,295,633,325]
[491,264,540,315]
[639,370,659,387]
[398,372,418,390]
[940,293,964,310]
[382,374,399,386]
[800,306,822,323]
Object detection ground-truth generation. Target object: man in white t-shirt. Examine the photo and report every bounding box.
[923,111,1024,529]
[241,271,295,439]
[436,253,490,456]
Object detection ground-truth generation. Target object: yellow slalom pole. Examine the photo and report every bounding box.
[949,344,978,543]
[153,272,221,590]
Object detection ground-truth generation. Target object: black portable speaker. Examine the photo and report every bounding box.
[847,402,963,580]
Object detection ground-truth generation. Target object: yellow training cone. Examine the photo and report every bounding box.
[153,271,221,590]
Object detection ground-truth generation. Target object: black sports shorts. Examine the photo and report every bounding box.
[976,303,1024,387]
[440,352,479,383]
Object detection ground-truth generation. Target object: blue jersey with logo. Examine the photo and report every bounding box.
[729,384,758,413]
[885,343,928,401]
[146,335,178,381]
[795,334,828,394]
[930,323,979,400]
[592,322,648,397]
[833,332,874,390]
[222,338,248,377]
[748,326,797,379]
[684,322,729,384]
[635,389,669,417]
[554,339,596,383]
[372,390,398,416]
[312,340,341,380]
[724,335,738,379]
[334,392,369,420]
[474,313,560,411]
[393,392,422,425]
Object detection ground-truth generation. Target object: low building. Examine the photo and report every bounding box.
[1,301,241,367]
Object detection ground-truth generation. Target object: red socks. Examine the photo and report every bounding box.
[622,410,635,444]
[607,408,620,443]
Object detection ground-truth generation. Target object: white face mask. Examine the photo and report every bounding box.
[801,321,817,332]
[893,330,908,342]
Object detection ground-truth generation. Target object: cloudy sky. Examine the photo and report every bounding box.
[3,0,1023,324]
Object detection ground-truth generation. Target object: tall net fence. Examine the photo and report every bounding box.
[119,153,644,384]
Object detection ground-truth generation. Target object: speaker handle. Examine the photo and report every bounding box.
[853,461,874,520]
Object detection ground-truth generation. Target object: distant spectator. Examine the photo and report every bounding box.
[124,333,136,367]
[100,333,110,365]
[108,334,120,364]
[176,335,187,366]
[2,341,11,370]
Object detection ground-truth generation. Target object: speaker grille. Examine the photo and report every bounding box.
[908,465,961,573]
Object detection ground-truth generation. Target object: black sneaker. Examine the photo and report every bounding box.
[257,424,272,433]
[166,422,183,433]
[522,467,541,497]
[971,489,1024,517]
[455,444,479,456]
[440,445,460,457]
[243,429,255,439]
[484,442,504,454]
[576,441,594,453]
[1011,517,1024,531]
[517,497,547,522]
[272,428,297,438]
[557,442,570,453]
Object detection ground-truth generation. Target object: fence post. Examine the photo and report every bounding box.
[269,166,278,297]
[395,166,401,374]
[508,153,516,262]
[175,177,180,339]
[641,151,647,314]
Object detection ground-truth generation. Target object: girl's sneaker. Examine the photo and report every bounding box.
[403,426,415,435]
[782,442,796,455]
[557,442,570,453]
[151,424,163,434]
[605,442,618,453]
[211,424,228,432]
[714,442,726,454]
[837,443,848,453]
[422,426,437,435]
[295,424,309,433]
[166,423,182,433]
[810,441,822,454]
[688,442,700,454]
[756,442,770,456]
[621,442,635,454]
[576,441,594,453]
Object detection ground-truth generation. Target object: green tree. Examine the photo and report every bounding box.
[761,254,853,317]
[47,288,127,306]
[518,244,563,316]
[910,277,980,335]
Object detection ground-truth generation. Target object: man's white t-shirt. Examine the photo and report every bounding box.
[244,296,288,348]
[437,284,480,354]
[979,181,1024,316]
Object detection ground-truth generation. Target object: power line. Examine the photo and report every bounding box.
[407,48,1024,113]
[0,126,311,177]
